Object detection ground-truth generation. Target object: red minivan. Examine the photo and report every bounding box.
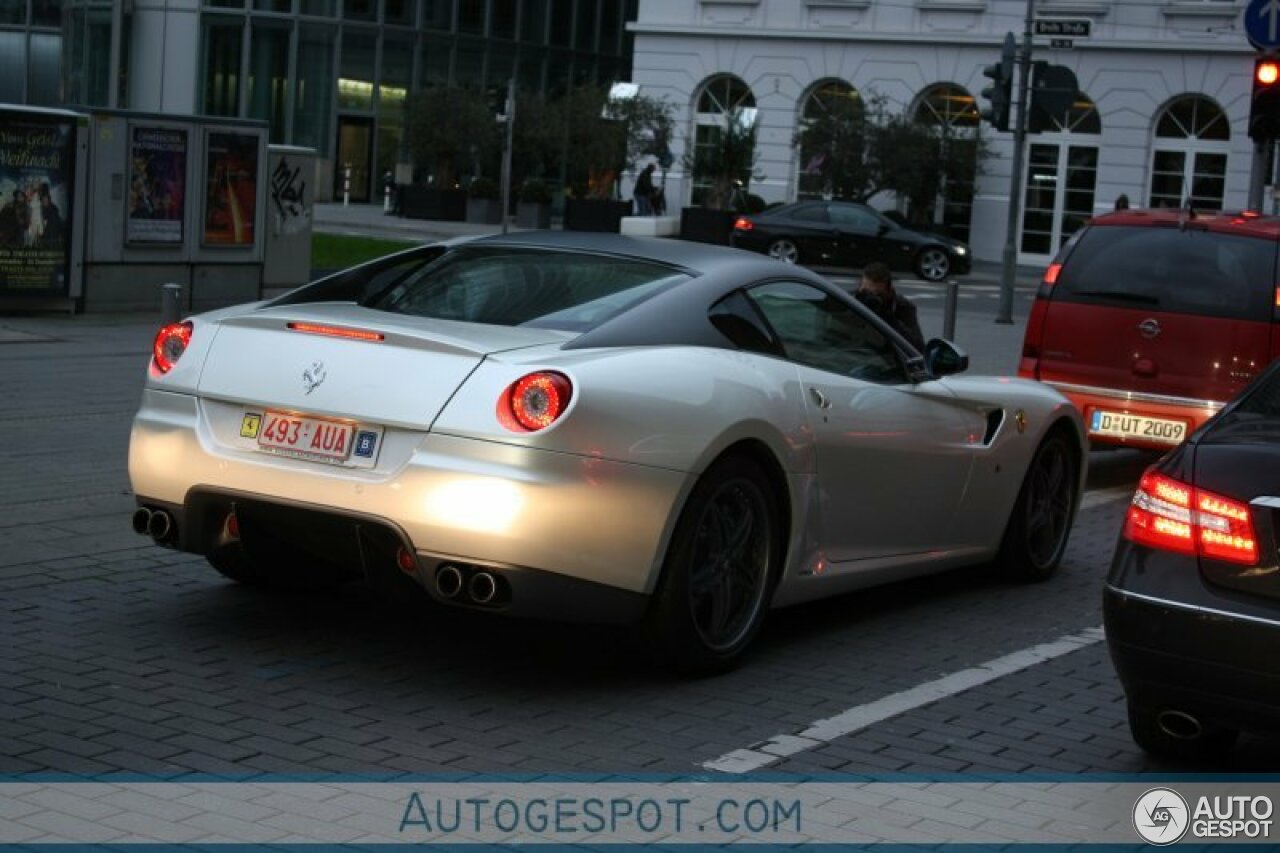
[1019,209,1280,450]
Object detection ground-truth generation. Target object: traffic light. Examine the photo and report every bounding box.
[980,33,1017,132]
[1027,63,1079,133]
[1250,55,1280,142]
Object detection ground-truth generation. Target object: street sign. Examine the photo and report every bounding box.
[1034,18,1091,38]
[1246,0,1280,50]
[1050,38,1074,49]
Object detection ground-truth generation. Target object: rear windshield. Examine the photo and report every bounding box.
[1206,367,1280,441]
[368,247,691,331]
[1056,225,1276,321]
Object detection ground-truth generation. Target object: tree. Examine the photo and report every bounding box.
[684,106,760,210]
[794,93,873,201]
[405,86,501,188]
[550,85,626,199]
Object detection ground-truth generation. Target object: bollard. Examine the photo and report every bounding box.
[160,283,183,326]
[343,165,351,207]
[384,182,392,214]
[942,279,959,342]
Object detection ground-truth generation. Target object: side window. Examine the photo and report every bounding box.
[273,248,439,306]
[789,204,830,224]
[709,290,781,355]
[744,281,907,383]
[828,205,880,233]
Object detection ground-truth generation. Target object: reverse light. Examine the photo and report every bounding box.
[499,371,573,432]
[1123,470,1259,565]
[152,321,193,374]
[733,217,754,231]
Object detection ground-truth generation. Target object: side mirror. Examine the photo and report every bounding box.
[925,338,969,377]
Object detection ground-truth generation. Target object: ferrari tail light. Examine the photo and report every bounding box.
[499,371,573,432]
[733,217,754,231]
[153,321,193,374]
[1123,469,1258,565]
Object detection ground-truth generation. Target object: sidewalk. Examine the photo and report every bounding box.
[313,203,1047,289]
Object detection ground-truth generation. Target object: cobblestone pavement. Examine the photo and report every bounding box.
[2,310,1274,783]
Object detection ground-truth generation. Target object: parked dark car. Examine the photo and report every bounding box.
[1105,359,1280,761]
[1019,209,1280,451]
[729,200,972,281]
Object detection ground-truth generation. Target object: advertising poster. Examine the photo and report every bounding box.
[127,126,187,244]
[203,131,259,247]
[0,115,75,295]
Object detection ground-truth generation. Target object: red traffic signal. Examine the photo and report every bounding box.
[1251,56,1280,141]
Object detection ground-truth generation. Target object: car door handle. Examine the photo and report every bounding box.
[809,387,832,409]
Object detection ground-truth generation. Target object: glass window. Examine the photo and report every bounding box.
[65,5,114,106]
[788,204,829,224]
[255,0,292,11]
[420,36,451,86]
[27,32,61,105]
[0,31,25,102]
[746,281,906,383]
[1056,226,1275,322]
[299,0,335,13]
[0,1,25,24]
[457,0,484,33]
[491,0,515,38]
[453,37,483,86]
[522,0,547,42]
[515,47,544,91]
[32,0,61,27]
[709,291,780,356]
[202,17,244,116]
[796,79,858,200]
[828,203,882,232]
[344,0,376,20]
[294,24,334,153]
[248,21,290,140]
[384,0,413,23]
[549,0,572,46]
[378,33,413,175]
[422,0,453,29]
[1157,95,1229,141]
[338,29,376,109]
[574,0,595,51]
[370,247,690,331]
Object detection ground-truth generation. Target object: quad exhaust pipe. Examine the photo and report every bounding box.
[131,508,176,545]
[1157,709,1204,741]
[434,564,501,605]
[435,565,464,599]
[469,572,498,605]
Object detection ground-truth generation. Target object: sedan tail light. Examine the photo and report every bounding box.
[152,321,193,374]
[1123,469,1259,565]
[733,217,754,231]
[498,371,573,432]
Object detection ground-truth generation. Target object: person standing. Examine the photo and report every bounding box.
[855,262,925,352]
[633,163,656,216]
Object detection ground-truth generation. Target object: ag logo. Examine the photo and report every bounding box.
[1134,787,1190,845]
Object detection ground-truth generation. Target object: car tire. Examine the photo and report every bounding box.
[993,429,1078,583]
[767,238,801,264]
[915,247,951,281]
[1127,700,1238,763]
[646,455,782,675]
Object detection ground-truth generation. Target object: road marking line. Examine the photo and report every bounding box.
[702,626,1106,774]
[1079,485,1134,511]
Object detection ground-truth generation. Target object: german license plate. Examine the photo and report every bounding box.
[254,410,356,462]
[1089,409,1187,444]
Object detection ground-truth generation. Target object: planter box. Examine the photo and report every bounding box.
[398,186,467,221]
[679,207,737,245]
[466,198,503,225]
[563,198,632,233]
[516,201,552,229]
[620,215,680,238]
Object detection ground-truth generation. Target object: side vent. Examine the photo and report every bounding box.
[983,409,1005,446]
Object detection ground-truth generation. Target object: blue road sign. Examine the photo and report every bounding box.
[1246,0,1280,50]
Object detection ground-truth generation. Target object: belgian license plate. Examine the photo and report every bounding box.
[255,410,356,462]
[1090,409,1188,444]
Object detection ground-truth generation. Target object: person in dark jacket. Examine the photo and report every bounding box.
[855,262,925,352]
[633,163,656,216]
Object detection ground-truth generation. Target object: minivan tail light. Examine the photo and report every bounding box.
[1043,262,1062,287]
[498,371,573,432]
[153,321,193,374]
[1123,470,1259,565]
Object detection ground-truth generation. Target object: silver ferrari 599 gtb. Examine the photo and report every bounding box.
[129,232,1085,672]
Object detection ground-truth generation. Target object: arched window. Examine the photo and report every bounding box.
[691,74,757,206]
[906,83,979,241]
[1149,95,1230,210]
[795,79,860,200]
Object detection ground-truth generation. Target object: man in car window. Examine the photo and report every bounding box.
[855,262,925,352]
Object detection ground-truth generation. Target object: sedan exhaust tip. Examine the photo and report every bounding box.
[469,571,498,605]
[1157,709,1203,741]
[435,564,463,599]
[147,510,174,544]
[132,508,153,536]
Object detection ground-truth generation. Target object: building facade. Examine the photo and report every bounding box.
[4,0,636,201]
[630,0,1256,266]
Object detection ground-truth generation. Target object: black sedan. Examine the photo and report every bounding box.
[1105,359,1280,761]
[729,201,972,281]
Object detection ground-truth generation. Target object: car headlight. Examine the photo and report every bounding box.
[954,246,968,256]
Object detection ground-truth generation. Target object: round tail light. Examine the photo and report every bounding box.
[499,371,573,432]
[153,321,193,374]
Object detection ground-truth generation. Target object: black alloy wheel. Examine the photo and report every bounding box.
[995,430,1078,582]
